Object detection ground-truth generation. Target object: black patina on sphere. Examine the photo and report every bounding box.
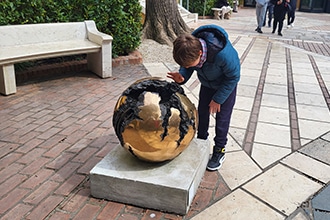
[113,77,197,162]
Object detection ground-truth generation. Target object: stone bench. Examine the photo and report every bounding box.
[212,7,233,20]
[0,20,113,95]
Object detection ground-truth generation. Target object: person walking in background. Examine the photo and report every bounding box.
[233,0,239,12]
[263,1,274,27]
[271,0,290,36]
[167,24,240,171]
[287,0,296,27]
[255,0,269,33]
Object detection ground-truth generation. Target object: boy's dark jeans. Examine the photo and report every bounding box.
[197,85,237,148]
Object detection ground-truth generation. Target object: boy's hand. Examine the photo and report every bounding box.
[209,100,221,114]
[167,72,184,83]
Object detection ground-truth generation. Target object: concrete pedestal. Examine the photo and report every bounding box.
[90,138,210,215]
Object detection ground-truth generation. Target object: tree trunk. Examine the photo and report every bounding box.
[142,0,191,46]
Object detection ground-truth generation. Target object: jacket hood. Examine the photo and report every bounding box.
[192,25,228,63]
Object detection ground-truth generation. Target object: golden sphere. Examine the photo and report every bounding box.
[113,77,197,162]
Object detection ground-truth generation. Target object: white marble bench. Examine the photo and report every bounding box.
[211,7,233,20]
[0,20,113,95]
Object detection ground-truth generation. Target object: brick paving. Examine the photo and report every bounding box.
[1,64,231,219]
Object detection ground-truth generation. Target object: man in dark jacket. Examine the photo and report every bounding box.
[167,25,240,171]
[271,0,290,36]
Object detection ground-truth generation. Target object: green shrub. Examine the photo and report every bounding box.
[184,0,237,16]
[0,0,142,57]
[183,0,217,16]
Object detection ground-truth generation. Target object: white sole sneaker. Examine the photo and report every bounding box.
[206,155,226,171]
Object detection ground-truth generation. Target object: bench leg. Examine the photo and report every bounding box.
[0,65,17,95]
[87,43,112,78]
[213,10,221,20]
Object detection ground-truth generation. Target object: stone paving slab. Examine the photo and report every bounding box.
[252,143,291,168]
[281,152,330,184]
[243,164,323,215]
[219,150,262,190]
[191,189,285,220]
[299,139,330,166]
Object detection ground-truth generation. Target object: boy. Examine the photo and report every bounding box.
[167,24,240,171]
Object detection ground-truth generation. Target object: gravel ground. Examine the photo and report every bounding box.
[137,39,175,63]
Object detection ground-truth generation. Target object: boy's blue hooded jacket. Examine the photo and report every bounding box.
[178,24,240,104]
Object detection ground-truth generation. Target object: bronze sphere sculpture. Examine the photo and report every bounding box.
[113,77,197,162]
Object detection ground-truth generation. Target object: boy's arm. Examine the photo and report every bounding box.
[167,67,194,85]
[167,72,184,83]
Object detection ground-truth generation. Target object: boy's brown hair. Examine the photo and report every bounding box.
[173,33,202,67]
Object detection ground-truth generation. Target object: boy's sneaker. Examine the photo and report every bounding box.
[207,147,226,171]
